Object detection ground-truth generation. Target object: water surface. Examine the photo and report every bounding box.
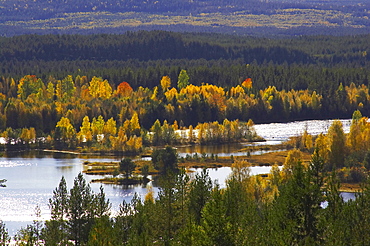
[0,118,354,235]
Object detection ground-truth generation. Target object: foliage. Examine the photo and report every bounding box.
[42,173,111,246]
[119,158,136,179]
[327,120,346,170]
[151,146,178,173]
[1,31,370,153]
[0,221,10,246]
[177,70,190,90]
[14,206,43,246]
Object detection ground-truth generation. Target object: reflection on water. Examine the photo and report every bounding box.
[0,151,154,235]
[176,143,283,158]
[191,166,276,188]
[341,192,356,202]
[253,119,352,141]
[176,143,244,156]
[177,149,281,158]
[242,140,283,146]
[0,119,355,235]
[0,160,32,168]
[1,152,272,235]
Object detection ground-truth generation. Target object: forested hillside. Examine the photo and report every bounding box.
[1,31,369,91]
[0,31,369,152]
[1,0,370,35]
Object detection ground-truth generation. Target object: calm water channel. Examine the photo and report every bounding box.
[0,119,355,235]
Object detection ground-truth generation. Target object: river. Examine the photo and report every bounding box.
[0,118,355,235]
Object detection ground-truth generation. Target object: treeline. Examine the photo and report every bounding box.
[1,32,370,92]
[1,72,370,151]
[2,59,370,92]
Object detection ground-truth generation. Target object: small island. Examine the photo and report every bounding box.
[82,111,369,195]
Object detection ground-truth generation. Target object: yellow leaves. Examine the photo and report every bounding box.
[347,116,370,153]
[78,116,92,143]
[229,159,278,205]
[17,75,44,100]
[262,86,278,101]
[151,86,158,101]
[160,76,171,92]
[241,78,253,89]
[125,135,143,152]
[269,164,282,187]
[56,116,76,141]
[250,175,277,205]
[180,83,225,101]
[126,135,136,150]
[229,85,245,98]
[310,91,321,110]
[165,103,175,116]
[110,126,142,153]
[194,119,250,143]
[20,127,36,144]
[145,186,155,204]
[305,134,313,150]
[116,126,128,144]
[229,159,251,183]
[91,115,105,141]
[282,149,303,178]
[165,87,178,102]
[88,76,112,99]
[314,133,329,163]
[106,113,141,153]
[56,75,76,102]
[104,117,117,137]
[188,125,194,142]
[80,85,92,101]
[180,84,199,96]
[46,82,55,101]
[180,83,227,112]
[300,129,313,151]
[130,112,141,136]
[173,120,179,131]
[0,93,6,102]
[345,83,368,108]
[346,82,358,106]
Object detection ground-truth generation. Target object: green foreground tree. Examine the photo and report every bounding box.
[0,221,10,246]
[151,146,178,173]
[119,158,136,179]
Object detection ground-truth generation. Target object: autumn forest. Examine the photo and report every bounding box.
[2,30,370,245]
[0,31,370,151]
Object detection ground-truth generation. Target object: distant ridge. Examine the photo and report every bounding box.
[1,0,370,36]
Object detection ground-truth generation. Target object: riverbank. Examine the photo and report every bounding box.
[0,118,360,236]
[340,183,361,193]
[82,146,362,194]
[83,146,312,184]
